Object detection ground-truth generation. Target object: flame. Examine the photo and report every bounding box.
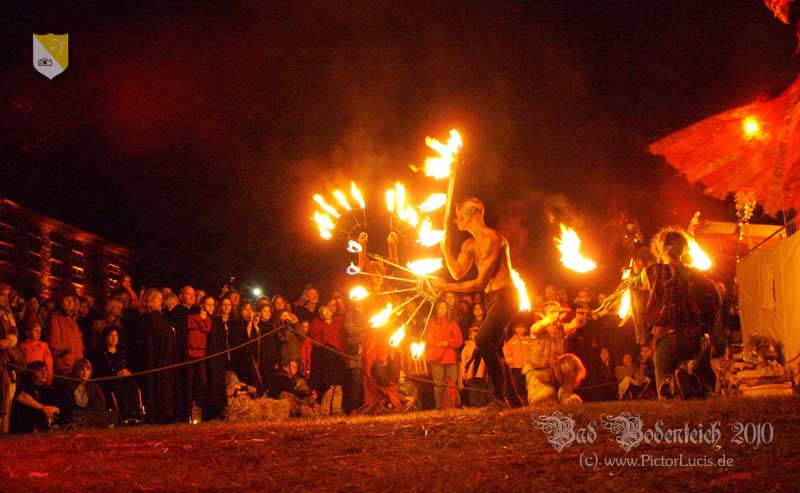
[407,258,443,276]
[313,211,336,240]
[687,238,712,271]
[417,218,444,247]
[369,303,394,328]
[332,190,352,211]
[618,289,631,319]
[350,182,366,209]
[399,206,419,227]
[742,116,760,139]
[313,195,340,219]
[423,130,463,180]
[510,269,531,312]
[346,262,361,275]
[388,326,406,347]
[349,286,369,301]
[555,223,597,273]
[386,189,396,214]
[419,193,446,213]
[410,341,426,361]
[395,182,407,212]
[319,228,333,240]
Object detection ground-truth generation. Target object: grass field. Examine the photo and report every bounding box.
[1,395,798,492]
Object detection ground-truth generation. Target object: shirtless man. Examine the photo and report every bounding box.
[432,197,518,407]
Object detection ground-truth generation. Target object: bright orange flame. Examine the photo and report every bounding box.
[407,258,442,276]
[417,219,444,247]
[332,190,352,211]
[313,211,336,231]
[743,116,760,139]
[555,223,597,273]
[419,193,446,213]
[313,195,340,219]
[510,269,531,312]
[319,228,332,240]
[400,206,419,227]
[346,240,363,253]
[688,238,712,271]
[618,289,631,319]
[385,189,395,214]
[423,130,463,180]
[349,286,369,301]
[388,326,406,347]
[346,262,361,275]
[395,182,407,211]
[410,341,426,361]
[350,182,365,209]
[369,303,393,328]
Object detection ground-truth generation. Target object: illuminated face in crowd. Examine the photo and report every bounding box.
[306,288,319,304]
[472,303,485,321]
[219,298,233,316]
[30,325,42,341]
[202,297,216,315]
[273,296,286,312]
[77,363,92,382]
[229,292,241,306]
[444,292,456,307]
[436,301,449,318]
[622,354,633,367]
[513,324,526,337]
[61,296,77,316]
[147,292,163,312]
[105,329,119,349]
[179,286,196,307]
[319,306,332,323]
[240,303,254,322]
[259,305,272,321]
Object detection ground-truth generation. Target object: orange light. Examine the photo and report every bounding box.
[410,341,426,361]
[369,303,394,328]
[687,238,712,271]
[313,195,340,219]
[332,190,352,211]
[350,182,365,209]
[388,326,406,347]
[510,269,531,312]
[555,223,597,273]
[419,193,446,213]
[742,117,760,139]
[423,130,463,180]
[349,286,369,301]
[417,218,444,247]
[407,258,442,276]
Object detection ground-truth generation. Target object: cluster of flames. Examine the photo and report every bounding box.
[312,182,366,240]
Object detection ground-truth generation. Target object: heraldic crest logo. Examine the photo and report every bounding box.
[33,33,69,79]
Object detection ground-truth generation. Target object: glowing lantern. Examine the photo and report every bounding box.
[555,223,597,273]
[742,116,760,139]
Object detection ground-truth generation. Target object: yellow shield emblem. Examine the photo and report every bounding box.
[33,33,68,79]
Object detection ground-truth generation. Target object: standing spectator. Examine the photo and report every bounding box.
[168,285,197,419]
[1,283,20,434]
[423,300,463,409]
[343,299,368,413]
[256,303,281,393]
[308,305,346,415]
[503,321,530,406]
[295,286,320,323]
[276,310,303,371]
[139,288,177,424]
[229,302,263,391]
[48,294,85,376]
[88,298,124,359]
[206,297,233,419]
[186,296,215,413]
[461,326,488,407]
[19,324,54,385]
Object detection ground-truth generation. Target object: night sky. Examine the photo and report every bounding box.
[3,1,799,298]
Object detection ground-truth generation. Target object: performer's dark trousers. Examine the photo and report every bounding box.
[475,287,519,401]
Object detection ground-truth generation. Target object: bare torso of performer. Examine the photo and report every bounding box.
[432,197,518,407]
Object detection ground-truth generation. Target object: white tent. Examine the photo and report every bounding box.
[738,231,800,364]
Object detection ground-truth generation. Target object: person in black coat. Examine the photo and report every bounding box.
[206,298,234,420]
[139,289,177,424]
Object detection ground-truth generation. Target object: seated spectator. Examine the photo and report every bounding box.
[94,327,142,422]
[271,361,318,417]
[19,324,54,385]
[10,361,59,434]
[615,353,650,399]
[58,358,117,428]
[594,347,617,401]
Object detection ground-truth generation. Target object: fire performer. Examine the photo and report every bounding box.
[643,227,718,399]
[432,198,518,409]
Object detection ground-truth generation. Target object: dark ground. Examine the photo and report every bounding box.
[1,395,798,492]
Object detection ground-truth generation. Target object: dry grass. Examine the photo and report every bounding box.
[1,396,798,492]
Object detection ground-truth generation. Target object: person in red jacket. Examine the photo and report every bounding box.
[424,299,463,409]
[47,294,84,376]
[186,295,215,410]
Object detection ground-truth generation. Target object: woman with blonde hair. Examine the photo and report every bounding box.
[138,288,177,423]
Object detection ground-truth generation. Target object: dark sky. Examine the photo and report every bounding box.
[3,1,799,297]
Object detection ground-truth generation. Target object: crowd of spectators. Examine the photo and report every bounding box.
[0,270,739,434]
